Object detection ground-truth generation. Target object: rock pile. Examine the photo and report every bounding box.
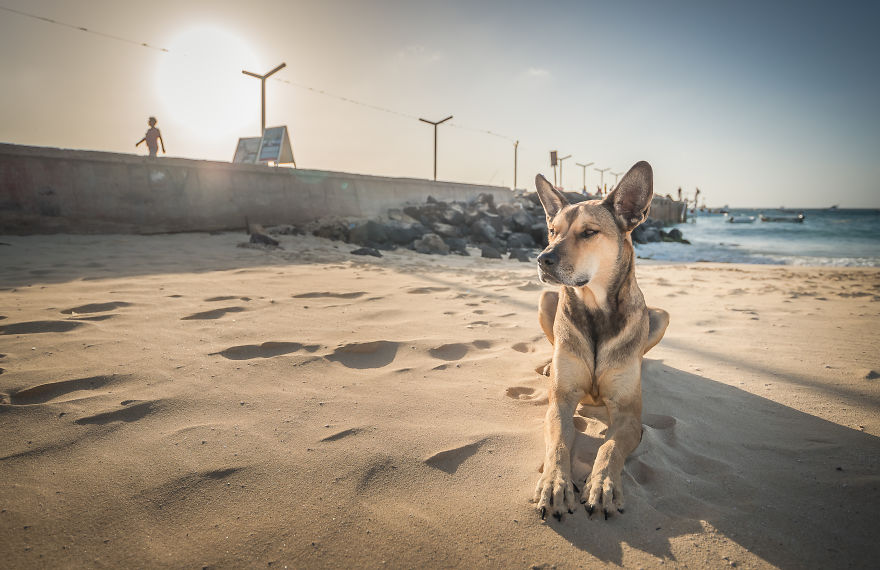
[280,190,687,261]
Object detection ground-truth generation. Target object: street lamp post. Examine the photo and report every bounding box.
[241,62,287,134]
[513,140,519,189]
[576,161,594,193]
[594,167,610,194]
[610,171,623,189]
[557,154,572,189]
[418,115,453,181]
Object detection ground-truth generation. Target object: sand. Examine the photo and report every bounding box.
[1,232,878,569]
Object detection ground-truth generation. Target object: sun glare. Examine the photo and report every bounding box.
[156,26,263,141]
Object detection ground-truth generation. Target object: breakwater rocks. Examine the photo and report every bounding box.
[274,191,687,260]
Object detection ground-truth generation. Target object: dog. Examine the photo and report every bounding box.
[532,160,669,521]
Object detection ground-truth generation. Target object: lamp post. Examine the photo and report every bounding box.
[576,161,594,193]
[513,140,519,189]
[241,62,286,134]
[610,171,623,189]
[557,154,571,189]
[594,167,610,194]
[418,115,453,181]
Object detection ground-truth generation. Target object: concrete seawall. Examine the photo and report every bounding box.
[0,143,686,234]
[0,144,515,234]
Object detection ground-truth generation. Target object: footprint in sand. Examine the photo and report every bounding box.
[428,340,493,361]
[292,292,366,299]
[74,400,157,425]
[320,427,365,442]
[0,320,84,335]
[211,342,320,360]
[326,341,399,369]
[424,438,487,474]
[517,282,543,291]
[204,296,252,302]
[505,385,548,404]
[181,306,246,320]
[407,287,450,294]
[6,375,117,405]
[61,301,132,314]
[511,342,535,353]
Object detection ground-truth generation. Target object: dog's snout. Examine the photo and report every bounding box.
[538,251,558,268]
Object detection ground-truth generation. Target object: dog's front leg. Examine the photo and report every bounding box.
[583,363,643,519]
[534,353,586,521]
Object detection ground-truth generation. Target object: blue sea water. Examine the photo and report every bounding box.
[635,209,880,267]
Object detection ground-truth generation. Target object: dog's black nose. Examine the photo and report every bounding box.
[538,251,558,268]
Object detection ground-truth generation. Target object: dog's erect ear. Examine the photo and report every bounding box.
[534,174,569,218]
[603,161,653,231]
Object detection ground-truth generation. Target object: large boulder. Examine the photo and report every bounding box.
[431,222,461,238]
[480,245,503,259]
[385,220,427,245]
[470,219,497,243]
[312,221,349,242]
[471,192,497,213]
[413,233,450,255]
[440,203,466,226]
[508,248,531,263]
[443,237,470,255]
[509,208,537,232]
[348,220,390,248]
[506,232,537,249]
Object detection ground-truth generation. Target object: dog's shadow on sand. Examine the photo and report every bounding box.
[539,358,880,568]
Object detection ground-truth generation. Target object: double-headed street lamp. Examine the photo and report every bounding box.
[419,115,453,181]
[594,167,610,194]
[576,161,594,193]
[242,62,287,134]
[557,154,571,189]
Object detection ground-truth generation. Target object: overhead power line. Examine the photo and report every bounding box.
[0,4,516,143]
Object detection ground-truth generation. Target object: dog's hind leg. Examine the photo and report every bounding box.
[538,290,559,345]
[643,307,669,355]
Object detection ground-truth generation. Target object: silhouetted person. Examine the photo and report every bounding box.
[136,116,165,158]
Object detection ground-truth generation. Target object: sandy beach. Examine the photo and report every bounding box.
[1,232,878,568]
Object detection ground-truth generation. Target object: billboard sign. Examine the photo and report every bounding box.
[258,125,295,165]
[233,137,262,164]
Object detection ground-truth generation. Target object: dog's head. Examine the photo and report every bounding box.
[535,161,653,287]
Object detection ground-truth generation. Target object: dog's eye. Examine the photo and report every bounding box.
[580,229,597,239]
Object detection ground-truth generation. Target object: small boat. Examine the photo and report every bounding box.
[759,213,805,223]
[727,215,756,224]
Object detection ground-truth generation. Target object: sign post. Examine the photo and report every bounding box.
[232,136,262,164]
[257,126,296,166]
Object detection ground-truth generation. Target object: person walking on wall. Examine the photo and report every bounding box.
[136,116,165,158]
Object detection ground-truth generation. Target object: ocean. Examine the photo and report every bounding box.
[635,208,880,267]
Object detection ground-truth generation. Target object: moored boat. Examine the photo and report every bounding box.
[759,213,805,223]
[727,215,756,224]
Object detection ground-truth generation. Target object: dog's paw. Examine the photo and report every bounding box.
[534,469,578,521]
[582,469,624,520]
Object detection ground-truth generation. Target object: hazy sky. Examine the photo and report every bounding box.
[1,0,878,207]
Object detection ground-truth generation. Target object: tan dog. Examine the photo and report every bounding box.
[532,161,669,521]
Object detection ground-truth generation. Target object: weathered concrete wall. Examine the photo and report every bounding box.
[649,195,688,225]
[0,143,514,234]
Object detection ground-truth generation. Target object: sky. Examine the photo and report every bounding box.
[1,0,878,208]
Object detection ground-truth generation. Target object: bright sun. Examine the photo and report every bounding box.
[156,26,263,141]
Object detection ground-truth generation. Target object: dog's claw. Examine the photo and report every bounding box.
[603,509,609,520]
[568,508,574,515]
[553,512,562,522]
[618,508,625,514]
[586,504,594,516]
[540,507,546,520]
